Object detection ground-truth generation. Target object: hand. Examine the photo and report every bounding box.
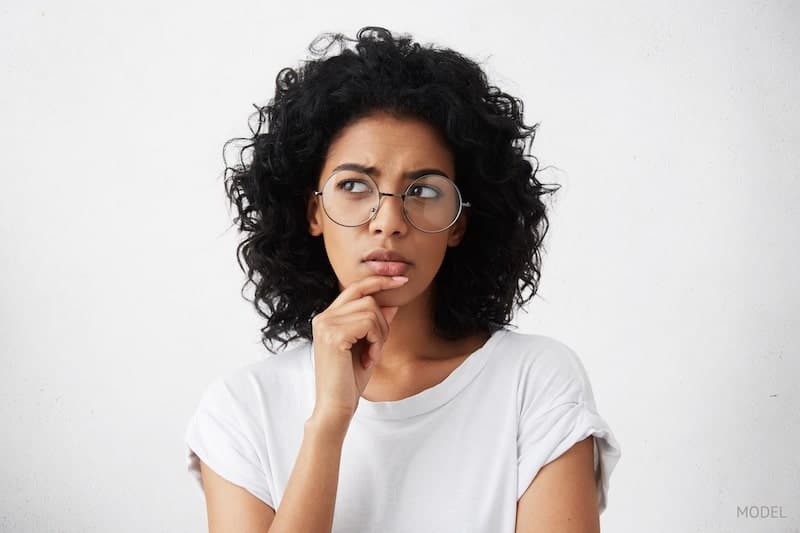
[309,275,408,423]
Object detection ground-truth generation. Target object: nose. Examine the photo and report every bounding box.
[368,191,408,236]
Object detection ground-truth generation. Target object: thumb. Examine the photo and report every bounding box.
[381,306,399,324]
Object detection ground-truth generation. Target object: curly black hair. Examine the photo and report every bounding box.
[222,26,560,354]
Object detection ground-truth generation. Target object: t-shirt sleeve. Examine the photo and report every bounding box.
[184,377,275,509]
[516,339,621,514]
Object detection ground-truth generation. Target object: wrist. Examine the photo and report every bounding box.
[306,409,351,438]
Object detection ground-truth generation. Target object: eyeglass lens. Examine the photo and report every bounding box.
[320,170,462,232]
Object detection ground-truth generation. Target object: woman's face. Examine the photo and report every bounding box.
[306,111,468,307]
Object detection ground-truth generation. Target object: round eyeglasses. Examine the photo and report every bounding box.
[312,169,471,233]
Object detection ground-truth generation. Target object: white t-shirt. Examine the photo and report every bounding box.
[184,328,621,532]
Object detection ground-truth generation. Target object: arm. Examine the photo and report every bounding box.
[199,412,350,533]
[200,459,275,532]
[268,413,350,532]
[515,436,600,533]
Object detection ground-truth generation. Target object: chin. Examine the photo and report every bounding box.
[373,290,407,307]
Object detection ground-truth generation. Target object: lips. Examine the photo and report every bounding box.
[363,248,411,263]
[364,248,409,263]
[363,248,411,276]
[364,260,410,276]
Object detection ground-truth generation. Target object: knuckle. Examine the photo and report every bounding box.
[323,330,339,347]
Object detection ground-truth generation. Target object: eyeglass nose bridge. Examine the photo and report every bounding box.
[368,191,407,218]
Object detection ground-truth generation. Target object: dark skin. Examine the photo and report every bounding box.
[306,110,490,401]
[198,113,599,533]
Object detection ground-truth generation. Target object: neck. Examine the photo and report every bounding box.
[372,284,489,378]
[375,287,438,372]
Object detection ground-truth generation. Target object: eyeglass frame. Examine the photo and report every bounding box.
[312,170,472,234]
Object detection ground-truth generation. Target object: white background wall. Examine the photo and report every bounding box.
[1,0,798,531]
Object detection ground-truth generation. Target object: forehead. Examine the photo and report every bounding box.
[321,112,455,179]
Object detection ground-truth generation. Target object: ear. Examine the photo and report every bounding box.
[446,208,468,247]
[306,191,323,237]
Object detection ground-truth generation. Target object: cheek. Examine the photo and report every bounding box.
[416,237,451,276]
[321,231,346,264]
[320,230,357,284]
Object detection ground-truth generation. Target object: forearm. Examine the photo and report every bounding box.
[268,414,350,533]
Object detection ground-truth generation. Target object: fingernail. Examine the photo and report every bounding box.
[391,276,408,283]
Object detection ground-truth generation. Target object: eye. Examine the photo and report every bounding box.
[407,184,440,199]
[336,180,371,193]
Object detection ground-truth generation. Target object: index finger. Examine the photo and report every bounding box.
[331,275,409,307]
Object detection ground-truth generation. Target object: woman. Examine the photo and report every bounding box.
[184,26,621,532]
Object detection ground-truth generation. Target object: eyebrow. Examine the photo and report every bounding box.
[331,163,452,180]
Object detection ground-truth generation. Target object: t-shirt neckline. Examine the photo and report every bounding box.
[308,328,507,421]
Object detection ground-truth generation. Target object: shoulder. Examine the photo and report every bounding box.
[501,330,587,379]
[224,340,312,386]
[199,341,313,414]
[500,330,596,410]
